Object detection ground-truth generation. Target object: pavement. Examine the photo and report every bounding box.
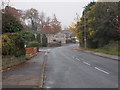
[44,44,118,88]
[2,52,45,88]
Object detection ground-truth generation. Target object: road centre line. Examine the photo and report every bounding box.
[72,56,109,75]
[94,67,109,74]
[72,56,83,61]
[76,58,81,61]
[83,61,91,66]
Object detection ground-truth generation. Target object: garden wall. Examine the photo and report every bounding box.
[2,56,26,70]
[2,48,38,70]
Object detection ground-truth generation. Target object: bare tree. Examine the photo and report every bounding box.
[50,14,61,33]
[39,12,45,30]
[24,8,40,31]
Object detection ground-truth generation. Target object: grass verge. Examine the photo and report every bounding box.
[80,47,120,56]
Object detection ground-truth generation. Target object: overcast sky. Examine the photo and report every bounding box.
[9,0,95,28]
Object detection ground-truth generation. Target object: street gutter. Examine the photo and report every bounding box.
[39,51,48,88]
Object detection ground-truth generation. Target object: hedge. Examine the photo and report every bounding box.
[27,41,40,48]
[2,33,26,56]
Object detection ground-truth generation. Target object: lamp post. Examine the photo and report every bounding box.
[84,8,87,48]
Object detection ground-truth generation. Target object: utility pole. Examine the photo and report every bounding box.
[84,9,87,48]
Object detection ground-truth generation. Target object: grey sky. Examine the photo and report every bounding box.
[10,1,94,28]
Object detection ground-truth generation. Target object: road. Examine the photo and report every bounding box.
[44,44,118,88]
[2,44,118,88]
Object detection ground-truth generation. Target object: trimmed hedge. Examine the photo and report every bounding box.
[27,41,40,48]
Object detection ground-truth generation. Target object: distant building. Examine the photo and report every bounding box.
[47,29,76,45]
[47,32,66,44]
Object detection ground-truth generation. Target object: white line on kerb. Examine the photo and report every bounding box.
[83,61,91,66]
[94,67,109,74]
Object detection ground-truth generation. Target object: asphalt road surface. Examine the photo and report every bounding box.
[44,44,118,88]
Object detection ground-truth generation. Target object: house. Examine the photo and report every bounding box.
[47,32,66,44]
[47,29,76,45]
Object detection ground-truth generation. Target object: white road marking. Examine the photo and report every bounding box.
[45,52,48,55]
[46,86,51,88]
[72,56,109,75]
[94,67,109,74]
[83,61,91,66]
[76,58,81,61]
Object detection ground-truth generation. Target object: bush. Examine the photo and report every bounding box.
[19,31,35,43]
[0,38,2,54]
[36,33,42,44]
[2,33,26,56]
[101,41,118,51]
[48,41,61,47]
[2,34,16,55]
[42,34,48,47]
[2,6,23,34]
[2,16,23,33]
[27,41,40,47]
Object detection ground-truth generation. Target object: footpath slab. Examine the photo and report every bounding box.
[2,52,45,88]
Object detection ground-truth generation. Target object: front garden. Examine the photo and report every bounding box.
[1,6,48,71]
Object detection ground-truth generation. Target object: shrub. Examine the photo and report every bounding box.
[42,34,48,47]
[19,31,35,43]
[27,41,40,48]
[36,33,42,44]
[0,38,2,54]
[2,17,23,33]
[2,33,25,56]
[2,7,23,34]
[48,41,61,47]
[102,41,118,51]
[2,34,16,55]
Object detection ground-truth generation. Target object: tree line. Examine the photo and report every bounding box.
[1,5,62,56]
[70,2,119,49]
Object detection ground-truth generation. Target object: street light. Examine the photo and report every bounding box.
[84,7,87,48]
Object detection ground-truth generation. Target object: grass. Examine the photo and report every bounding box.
[94,49,119,56]
[80,47,120,56]
[79,41,120,56]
